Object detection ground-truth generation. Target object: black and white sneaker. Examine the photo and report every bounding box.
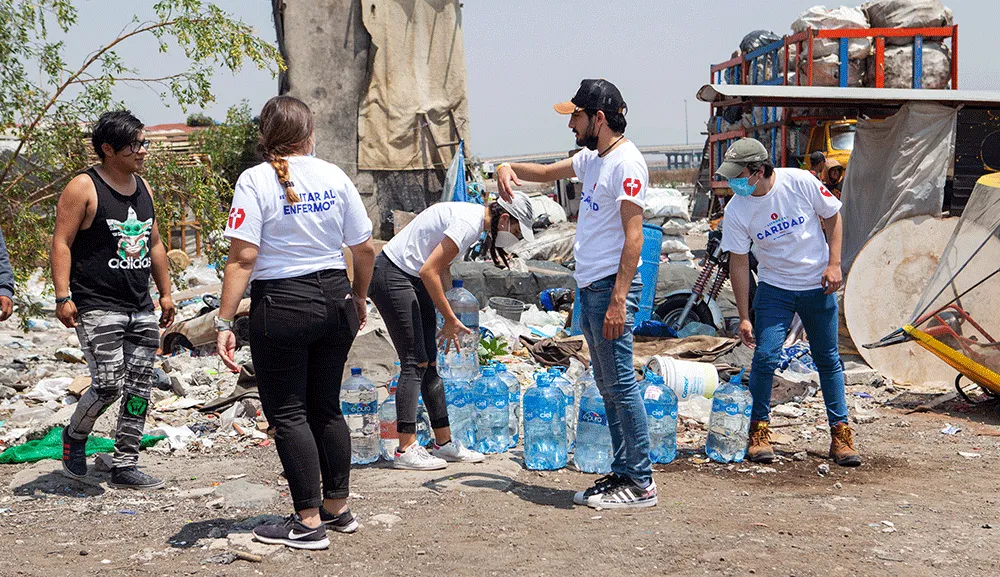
[572,474,623,506]
[61,428,88,479]
[252,515,330,550]
[108,467,165,490]
[587,477,657,509]
[320,507,359,533]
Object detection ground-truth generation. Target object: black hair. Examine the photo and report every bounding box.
[746,160,775,178]
[809,151,826,165]
[92,110,144,160]
[585,109,627,134]
[483,201,512,269]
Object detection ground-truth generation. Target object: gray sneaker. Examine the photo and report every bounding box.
[109,467,164,490]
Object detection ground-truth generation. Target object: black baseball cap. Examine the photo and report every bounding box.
[554,79,627,116]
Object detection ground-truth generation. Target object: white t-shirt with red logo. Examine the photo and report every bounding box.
[381,201,485,277]
[224,156,373,281]
[720,168,842,291]
[571,140,649,287]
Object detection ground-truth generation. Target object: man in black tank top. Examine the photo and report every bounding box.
[50,110,176,490]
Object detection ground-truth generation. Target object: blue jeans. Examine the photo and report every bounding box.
[749,282,848,426]
[579,273,652,486]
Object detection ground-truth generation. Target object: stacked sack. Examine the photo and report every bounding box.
[791,6,871,87]
[862,0,954,89]
[643,188,695,266]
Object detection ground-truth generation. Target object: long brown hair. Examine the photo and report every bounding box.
[259,95,314,204]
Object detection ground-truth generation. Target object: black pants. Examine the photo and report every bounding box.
[368,254,450,435]
[249,269,360,510]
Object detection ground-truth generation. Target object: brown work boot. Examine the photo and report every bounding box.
[747,420,775,463]
[829,422,862,467]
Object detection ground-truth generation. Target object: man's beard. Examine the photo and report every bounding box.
[575,117,599,150]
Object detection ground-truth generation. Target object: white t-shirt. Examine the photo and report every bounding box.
[720,168,842,291]
[382,202,485,277]
[223,157,373,281]
[571,140,649,287]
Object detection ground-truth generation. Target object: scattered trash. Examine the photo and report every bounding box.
[53,347,86,364]
[24,377,74,403]
[881,520,897,533]
[817,463,831,476]
[941,424,962,435]
[958,451,982,459]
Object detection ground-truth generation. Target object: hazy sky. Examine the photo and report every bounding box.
[66,1,996,157]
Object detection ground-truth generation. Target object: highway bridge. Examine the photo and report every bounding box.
[483,143,703,170]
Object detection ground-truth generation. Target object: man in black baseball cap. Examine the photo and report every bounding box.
[496,79,657,510]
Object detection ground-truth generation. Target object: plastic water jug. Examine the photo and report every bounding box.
[437,280,480,379]
[444,378,476,448]
[341,367,380,465]
[547,367,576,451]
[379,380,398,461]
[473,367,511,453]
[523,372,568,470]
[494,363,521,448]
[574,380,613,473]
[642,374,678,464]
[416,393,432,447]
[706,369,752,463]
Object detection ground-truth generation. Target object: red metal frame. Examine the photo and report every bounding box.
[707,25,960,194]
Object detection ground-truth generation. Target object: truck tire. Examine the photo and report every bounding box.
[654,294,716,330]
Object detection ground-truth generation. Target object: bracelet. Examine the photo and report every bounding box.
[55,296,72,305]
[496,162,511,173]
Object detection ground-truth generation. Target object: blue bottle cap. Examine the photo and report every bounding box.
[482,367,496,377]
[452,279,464,288]
[351,368,362,376]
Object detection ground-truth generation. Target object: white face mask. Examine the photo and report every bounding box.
[494,218,520,248]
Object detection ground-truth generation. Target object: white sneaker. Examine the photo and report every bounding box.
[432,441,485,463]
[393,443,447,471]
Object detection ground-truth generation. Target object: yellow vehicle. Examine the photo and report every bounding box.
[803,119,857,172]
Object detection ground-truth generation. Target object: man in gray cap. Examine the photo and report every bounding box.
[718,137,861,468]
[496,79,656,509]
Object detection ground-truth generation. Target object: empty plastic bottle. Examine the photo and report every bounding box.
[574,380,613,473]
[574,368,596,424]
[379,381,399,461]
[415,394,433,447]
[473,367,511,453]
[444,378,477,448]
[706,369,752,463]
[522,372,568,470]
[547,367,576,451]
[642,374,678,464]
[494,363,521,448]
[341,367,380,465]
[437,280,480,380]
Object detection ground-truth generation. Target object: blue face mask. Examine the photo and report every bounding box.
[729,174,758,197]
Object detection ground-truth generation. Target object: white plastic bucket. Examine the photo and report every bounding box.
[646,355,719,400]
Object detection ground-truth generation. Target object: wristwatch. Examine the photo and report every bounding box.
[214,316,234,332]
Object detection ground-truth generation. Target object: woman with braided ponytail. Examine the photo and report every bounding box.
[369,192,536,471]
[215,95,375,550]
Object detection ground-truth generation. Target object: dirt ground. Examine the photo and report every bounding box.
[1,389,998,577]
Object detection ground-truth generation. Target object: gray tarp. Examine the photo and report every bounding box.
[358,0,472,171]
[841,102,957,271]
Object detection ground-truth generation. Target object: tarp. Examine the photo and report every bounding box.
[358,0,472,171]
[841,102,957,271]
[0,427,164,465]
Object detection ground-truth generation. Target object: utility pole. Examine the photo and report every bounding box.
[684,99,689,145]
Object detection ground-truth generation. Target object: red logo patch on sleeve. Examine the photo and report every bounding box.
[228,208,246,229]
[623,178,642,197]
[819,185,833,198]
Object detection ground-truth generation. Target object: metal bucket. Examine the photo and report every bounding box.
[489,296,527,322]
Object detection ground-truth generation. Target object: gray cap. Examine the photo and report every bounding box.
[497,191,535,242]
[715,138,769,179]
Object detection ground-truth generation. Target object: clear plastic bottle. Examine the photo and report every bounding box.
[473,367,511,453]
[444,378,477,448]
[522,372,568,470]
[573,380,613,474]
[437,280,480,380]
[706,370,752,463]
[547,367,576,452]
[378,381,399,461]
[642,374,678,464]
[341,367,380,465]
[494,363,521,448]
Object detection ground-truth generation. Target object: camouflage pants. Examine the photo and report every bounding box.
[67,310,159,468]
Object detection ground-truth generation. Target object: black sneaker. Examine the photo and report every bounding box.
[109,467,165,490]
[320,507,359,533]
[572,473,622,506]
[61,428,88,479]
[588,477,658,509]
[252,515,330,550]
